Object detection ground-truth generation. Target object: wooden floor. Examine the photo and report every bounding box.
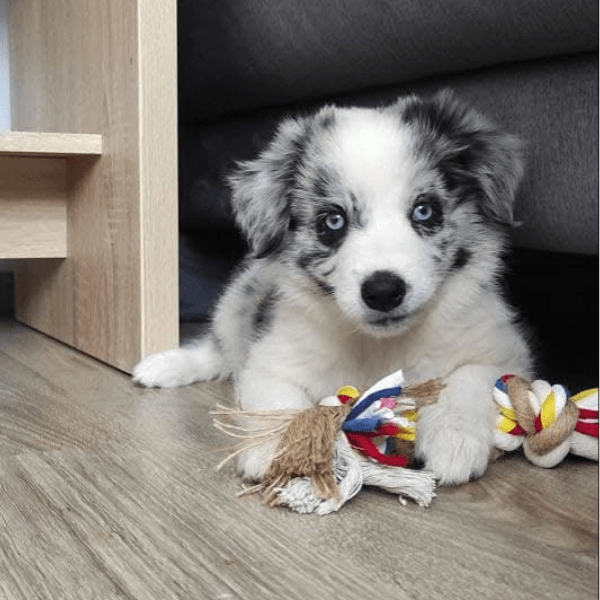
[0,319,597,600]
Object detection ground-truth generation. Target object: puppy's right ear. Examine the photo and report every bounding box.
[228,117,309,258]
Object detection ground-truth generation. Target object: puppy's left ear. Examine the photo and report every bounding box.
[228,117,309,258]
[401,91,524,225]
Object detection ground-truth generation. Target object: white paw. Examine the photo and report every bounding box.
[236,439,279,482]
[132,348,202,388]
[415,405,492,485]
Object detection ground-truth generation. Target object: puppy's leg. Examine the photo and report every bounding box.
[415,365,506,485]
[133,334,228,388]
[234,369,315,481]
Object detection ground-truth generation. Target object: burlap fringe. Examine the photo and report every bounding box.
[404,379,445,407]
[262,404,352,504]
[212,405,302,471]
[212,403,352,503]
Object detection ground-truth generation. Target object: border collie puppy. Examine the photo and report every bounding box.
[134,91,532,485]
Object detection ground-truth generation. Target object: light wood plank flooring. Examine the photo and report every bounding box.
[0,319,597,600]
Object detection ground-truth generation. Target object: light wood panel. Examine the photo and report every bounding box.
[0,132,103,156]
[8,0,178,373]
[138,0,180,361]
[0,320,597,600]
[0,156,67,258]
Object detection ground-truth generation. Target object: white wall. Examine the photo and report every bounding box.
[0,0,10,130]
[0,0,10,273]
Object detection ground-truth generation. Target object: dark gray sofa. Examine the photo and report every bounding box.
[177,0,598,388]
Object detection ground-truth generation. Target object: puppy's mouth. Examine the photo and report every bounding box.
[366,313,410,334]
[367,313,409,329]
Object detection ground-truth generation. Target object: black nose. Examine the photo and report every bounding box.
[361,271,407,312]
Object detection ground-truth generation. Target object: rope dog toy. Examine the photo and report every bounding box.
[213,370,440,514]
[493,374,599,468]
[213,371,598,514]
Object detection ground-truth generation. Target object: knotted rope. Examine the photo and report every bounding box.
[213,371,598,514]
[212,369,439,513]
[493,374,599,468]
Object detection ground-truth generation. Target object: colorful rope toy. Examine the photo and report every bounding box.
[321,371,421,467]
[213,370,439,514]
[213,371,598,514]
[493,374,598,468]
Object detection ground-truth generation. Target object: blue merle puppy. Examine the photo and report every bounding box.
[134,91,532,485]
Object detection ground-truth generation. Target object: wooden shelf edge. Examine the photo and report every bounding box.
[0,132,103,157]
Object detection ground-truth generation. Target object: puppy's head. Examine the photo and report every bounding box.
[228,91,523,336]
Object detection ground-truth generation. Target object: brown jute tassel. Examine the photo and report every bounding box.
[404,378,445,408]
[262,404,351,506]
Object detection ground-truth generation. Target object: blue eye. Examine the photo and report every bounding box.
[412,202,435,222]
[410,196,443,233]
[324,213,345,231]
[317,208,348,247]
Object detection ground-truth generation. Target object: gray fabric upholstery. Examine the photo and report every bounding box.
[179,0,598,122]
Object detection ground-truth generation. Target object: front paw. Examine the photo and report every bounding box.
[133,349,200,388]
[415,406,492,485]
[236,439,279,482]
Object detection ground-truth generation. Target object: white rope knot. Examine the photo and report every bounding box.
[276,434,436,514]
[493,374,599,468]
